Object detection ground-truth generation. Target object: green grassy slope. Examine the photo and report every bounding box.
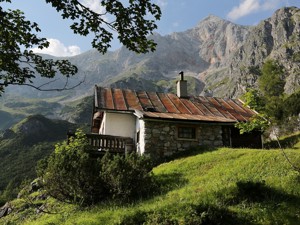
[3,147,300,225]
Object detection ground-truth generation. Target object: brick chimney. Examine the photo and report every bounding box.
[176,71,188,98]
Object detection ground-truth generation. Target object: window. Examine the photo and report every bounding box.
[178,126,196,139]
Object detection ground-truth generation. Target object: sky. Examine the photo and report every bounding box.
[3,0,300,57]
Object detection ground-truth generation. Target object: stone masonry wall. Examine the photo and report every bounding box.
[143,120,223,157]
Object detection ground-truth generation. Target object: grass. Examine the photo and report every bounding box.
[265,131,300,149]
[2,146,300,225]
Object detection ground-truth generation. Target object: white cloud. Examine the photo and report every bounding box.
[80,0,105,14]
[227,0,280,21]
[32,39,81,57]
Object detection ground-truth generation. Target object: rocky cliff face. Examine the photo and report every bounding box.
[188,15,249,68]
[3,7,300,99]
[204,7,300,97]
[65,13,251,97]
[64,6,300,98]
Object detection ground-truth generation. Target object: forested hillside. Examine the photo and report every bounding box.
[0,115,77,203]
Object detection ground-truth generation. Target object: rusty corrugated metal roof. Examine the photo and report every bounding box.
[94,86,257,123]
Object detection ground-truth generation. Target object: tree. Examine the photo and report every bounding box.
[283,90,300,117]
[236,60,300,172]
[236,59,286,133]
[259,59,285,122]
[259,59,285,98]
[235,88,269,134]
[0,4,78,94]
[0,0,161,95]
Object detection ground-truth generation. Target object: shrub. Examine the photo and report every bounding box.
[40,130,105,205]
[182,204,244,225]
[99,152,155,201]
[118,210,147,225]
[145,210,179,225]
[38,129,155,205]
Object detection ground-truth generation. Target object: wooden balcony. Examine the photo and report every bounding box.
[68,132,134,155]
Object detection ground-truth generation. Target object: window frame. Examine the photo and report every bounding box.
[177,125,197,140]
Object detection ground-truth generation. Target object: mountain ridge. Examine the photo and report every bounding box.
[196,7,300,97]
[1,6,299,127]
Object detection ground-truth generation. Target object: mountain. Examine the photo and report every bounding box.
[0,6,299,208]
[1,6,299,128]
[202,7,300,97]
[5,7,299,100]
[0,115,76,193]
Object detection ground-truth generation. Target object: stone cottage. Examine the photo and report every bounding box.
[91,76,262,156]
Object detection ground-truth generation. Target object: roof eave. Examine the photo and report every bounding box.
[139,117,238,125]
[95,108,135,115]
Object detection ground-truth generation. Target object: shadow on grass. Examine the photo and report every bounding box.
[109,172,188,207]
[214,180,300,223]
[181,203,254,225]
[119,202,254,225]
[235,181,298,203]
[216,180,300,205]
[153,172,188,196]
[119,176,255,224]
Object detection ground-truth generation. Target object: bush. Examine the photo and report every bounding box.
[38,129,155,205]
[100,152,155,201]
[40,130,104,205]
[119,210,147,225]
[182,204,245,225]
[145,211,179,225]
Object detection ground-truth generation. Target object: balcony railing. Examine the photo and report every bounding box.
[68,132,134,154]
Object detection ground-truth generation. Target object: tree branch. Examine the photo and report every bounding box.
[273,126,300,174]
[1,76,85,92]
[74,0,116,31]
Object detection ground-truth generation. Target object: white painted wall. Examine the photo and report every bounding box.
[137,119,146,155]
[99,112,136,139]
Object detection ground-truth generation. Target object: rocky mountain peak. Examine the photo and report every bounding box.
[4,7,299,101]
[199,14,225,23]
[187,14,249,68]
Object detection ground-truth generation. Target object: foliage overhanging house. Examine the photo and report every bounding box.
[91,74,262,156]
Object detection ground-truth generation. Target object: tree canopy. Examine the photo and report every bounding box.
[0,0,161,95]
[259,59,285,98]
[236,59,300,135]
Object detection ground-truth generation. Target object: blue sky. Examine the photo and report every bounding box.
[3,0,300,56]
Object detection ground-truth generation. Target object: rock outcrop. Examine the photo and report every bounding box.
[0,202,12,219]
[204,7,300,97]
[4,7,300,99]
